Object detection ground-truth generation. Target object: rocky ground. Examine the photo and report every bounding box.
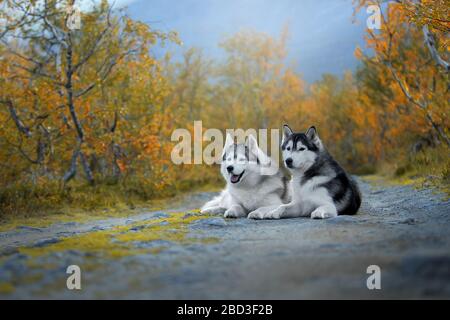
[0,177,449,299]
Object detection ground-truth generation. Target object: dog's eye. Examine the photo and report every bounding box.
[299,147,306,151]
[287,147,291,151]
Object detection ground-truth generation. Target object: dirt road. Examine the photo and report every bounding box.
[1,177,449,299]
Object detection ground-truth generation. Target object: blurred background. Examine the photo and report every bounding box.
[0,0,448,219]
[126,0,367,83]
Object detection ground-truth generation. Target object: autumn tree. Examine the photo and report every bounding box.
[0,0,178,187]
[213,28,295,130]
[354,0,449,147]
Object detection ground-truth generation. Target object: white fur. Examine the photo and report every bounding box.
[201,135,287,218]
[253,171,338,220]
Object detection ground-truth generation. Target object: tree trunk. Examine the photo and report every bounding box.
[64,34,94,184]
[425,112,450,147]
[63,148,79,184]
[79,152,94,185]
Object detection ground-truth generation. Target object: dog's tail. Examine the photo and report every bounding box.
[347,177,362,215]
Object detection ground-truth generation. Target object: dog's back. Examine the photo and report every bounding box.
[315,154,361,215]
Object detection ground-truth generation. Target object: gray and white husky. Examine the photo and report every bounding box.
[200,133,288,218]
[250,125,361,219]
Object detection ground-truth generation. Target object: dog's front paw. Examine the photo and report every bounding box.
[248,206,280,220]
[201,206,226,215]
[262,207,283,219]
[224,209,242,218]
[248,210,264,219]
[311,207,337,219]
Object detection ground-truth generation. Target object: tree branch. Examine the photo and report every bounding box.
[1,99,32,137]
[387,62,450,146]
[422,25,449,72]
[71,6,113,73]
[74,49,138,98]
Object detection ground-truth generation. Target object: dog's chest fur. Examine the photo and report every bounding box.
[291,173,333,208]
[227,176,285,211]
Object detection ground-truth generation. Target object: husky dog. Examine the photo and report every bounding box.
[251,125,361,219]
[200,133,288,218]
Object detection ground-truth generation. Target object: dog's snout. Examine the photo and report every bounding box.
[285,158,293,167]
[227,165,234,173]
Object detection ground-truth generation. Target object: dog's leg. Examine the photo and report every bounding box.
[200,194,226,214]
[201,206,227,215]
[248,205,279,219]
[201,196,221,209]
[253,202,305,219]
[310,203,337,219]
[224,204,246,218]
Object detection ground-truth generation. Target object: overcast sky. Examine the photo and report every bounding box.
[115,0,369,83]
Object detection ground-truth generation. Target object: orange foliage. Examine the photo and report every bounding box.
[0,0,448,207]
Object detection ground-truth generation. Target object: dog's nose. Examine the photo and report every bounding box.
[227,165,234,173]
[285,158,293,167]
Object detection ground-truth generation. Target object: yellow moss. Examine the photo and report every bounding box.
[20,229,140,258]
[0,204,158,232]
[362,173,449,201]
[0,189,216,233]
[19,273,43,285]
[0,283,15,295]
[361,174,415,187]
[360,174,382,182]
[372,145,450,198]
[25,260,58,270]
[192,237,220,244]
[0,204,164,234]
[19,212,218,259]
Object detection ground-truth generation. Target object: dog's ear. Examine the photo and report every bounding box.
[245,134,259,154]
[246,134,269,165]
[222,133,234,157]
[306,126,322,149]
[282,124,293,144]
[305,126,317,140]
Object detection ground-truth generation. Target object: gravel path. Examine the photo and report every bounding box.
[0,178,449,299]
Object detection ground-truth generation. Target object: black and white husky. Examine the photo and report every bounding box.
[201,133,288,218]
[250,125,361,219]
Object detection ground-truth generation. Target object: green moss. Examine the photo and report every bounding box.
[0,171,223,229]
[362,174,449,201]
[0,181,222,233]
[361,174,415,187]
[362,144,450,199]
[392,145,449,195]
[0,202,156,233]
[19,211,219,259]
[0,283,15,295]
